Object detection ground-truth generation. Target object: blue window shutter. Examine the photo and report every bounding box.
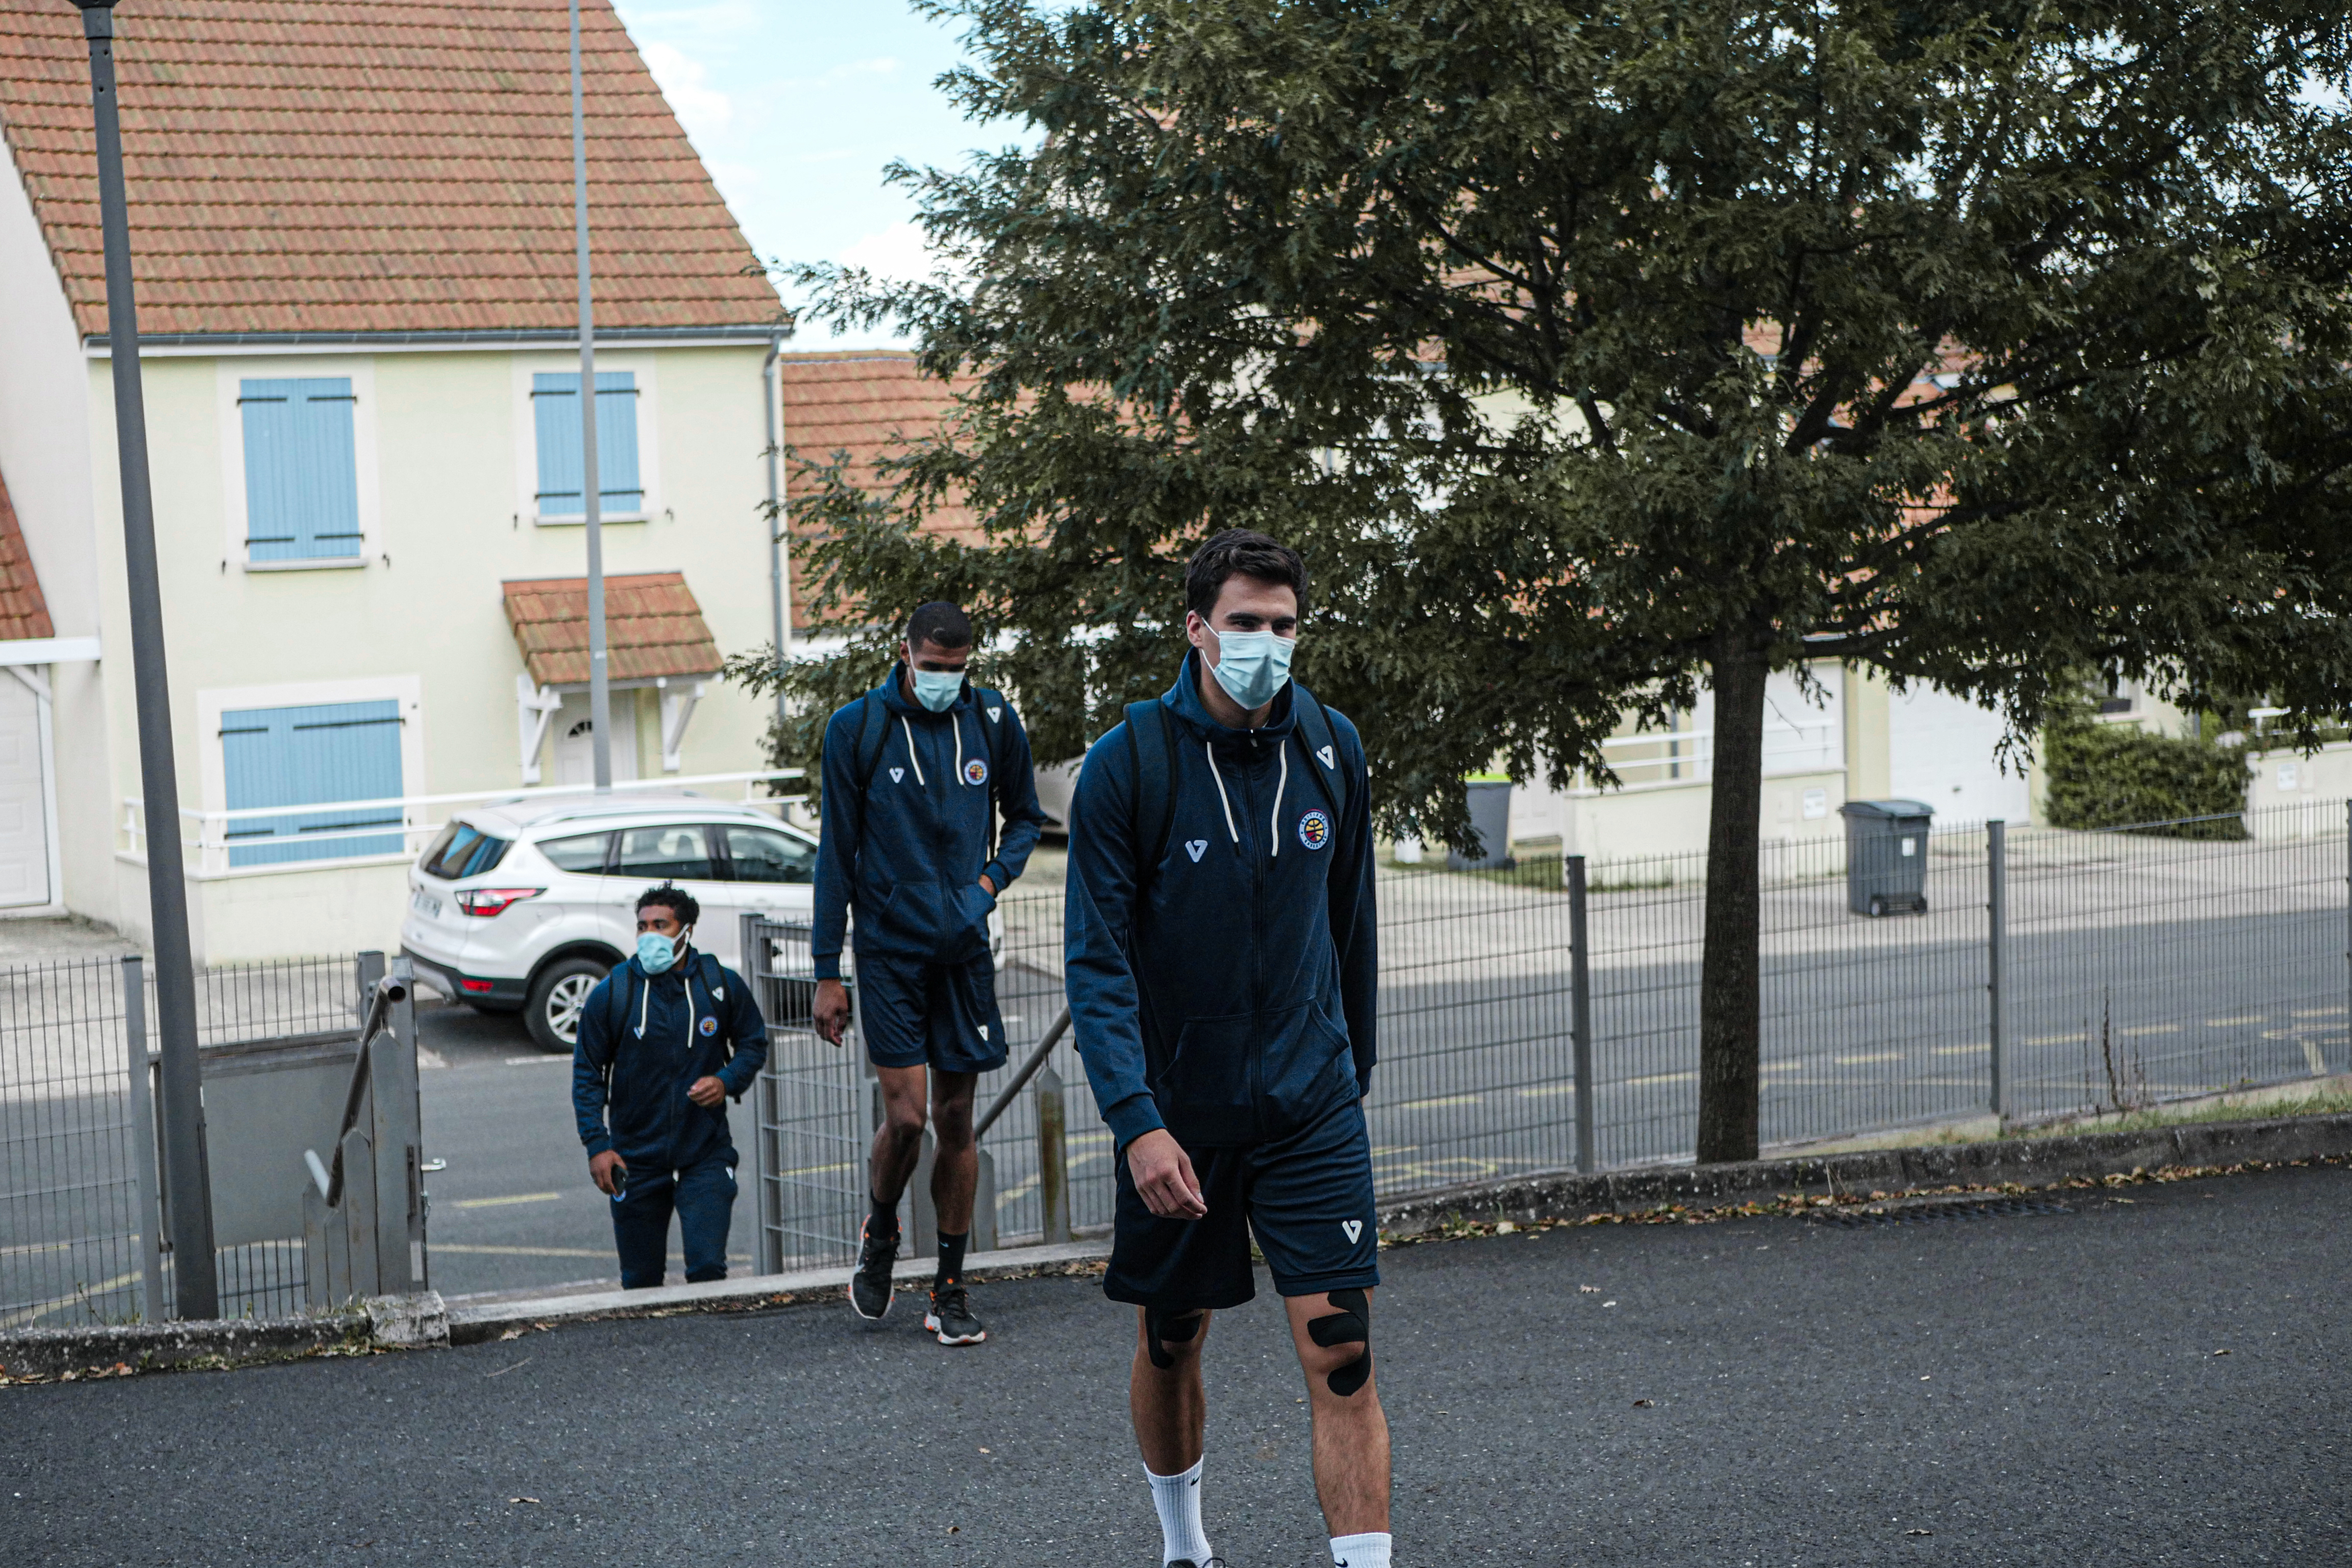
[532,371,640,517]
[222,699,404,868]
[240,378,360,561]
[532,372,582,517]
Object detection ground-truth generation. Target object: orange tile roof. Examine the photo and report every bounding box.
[778,350,977,625]
[0,464,54,643]
[0,0,780,339]
[503,571,719,687]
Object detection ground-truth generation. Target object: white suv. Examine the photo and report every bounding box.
[399,791,818,1051]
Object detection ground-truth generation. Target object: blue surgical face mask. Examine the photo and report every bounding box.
[1205,626,1295,711]
[636,931,677,974]
[909,667,964,713]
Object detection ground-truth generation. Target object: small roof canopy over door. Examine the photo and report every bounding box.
[502,572,722,782]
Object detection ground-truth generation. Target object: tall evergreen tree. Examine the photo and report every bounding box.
[735,1,2352,1161]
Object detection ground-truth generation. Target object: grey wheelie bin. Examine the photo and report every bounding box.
[1840,799,1933,916]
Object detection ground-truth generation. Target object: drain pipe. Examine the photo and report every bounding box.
[761,333,790,728]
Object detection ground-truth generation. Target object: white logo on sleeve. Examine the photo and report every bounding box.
[978,1024,989,1041]
[889,767,904,783]
[1316,744,1335,768]
[1184,839,1208,863]
[986,705,1002,723]
[1341,1219,1363,1243]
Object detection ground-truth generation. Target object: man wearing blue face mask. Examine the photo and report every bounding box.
[1065,530,1388,1568]
[812,600,1047,1345]
[572,884,768,1289]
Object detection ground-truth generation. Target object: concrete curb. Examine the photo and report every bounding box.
[0,1310,368,1383]
[0,1291,449,1384]
[442,1238,1112,1346]
[1375,1112,2352,1236]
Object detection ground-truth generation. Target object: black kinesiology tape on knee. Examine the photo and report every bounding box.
[1145,1306,1204,1370]
[1307,1287,1372,1397]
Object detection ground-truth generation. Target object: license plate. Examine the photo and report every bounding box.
[410,890,442,919]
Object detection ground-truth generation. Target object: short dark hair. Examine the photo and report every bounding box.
[1185,530,1308,622]
[636,883,699,927]
[905,601,973,650]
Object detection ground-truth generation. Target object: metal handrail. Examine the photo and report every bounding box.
[974,1006,1072,1140]
[305,972,408,1208]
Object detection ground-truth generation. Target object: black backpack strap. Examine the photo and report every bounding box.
[972,686,1009,864]
[599,963,636,1060]
[1289,686,1352,821]
[853,689,890,790]
[1122,699,1180,889]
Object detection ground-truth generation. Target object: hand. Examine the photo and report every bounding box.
[814,978,850,1046]
[590,1149,628,1195]
[977,873,997,896]
[1125,1129,1206,1220]
[687,1074,725,1108]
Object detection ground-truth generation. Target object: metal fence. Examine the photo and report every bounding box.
[752,800,2349,1266]
[0,952,367,1328]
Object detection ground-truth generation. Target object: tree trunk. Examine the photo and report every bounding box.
[1697,631,1768,1163]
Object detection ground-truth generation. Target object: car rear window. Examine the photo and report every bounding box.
[538,830,613,874]
[721,824,815,884]
[615,824,715,881]
[419,822,512,880]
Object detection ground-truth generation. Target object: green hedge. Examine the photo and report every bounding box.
[2042,721,2247,838]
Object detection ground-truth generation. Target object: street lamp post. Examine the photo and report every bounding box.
[66,0,216,1318]
[571,0,612,791]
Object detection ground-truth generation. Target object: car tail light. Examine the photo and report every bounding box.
[455,887,544,918]
[458,977,495,994]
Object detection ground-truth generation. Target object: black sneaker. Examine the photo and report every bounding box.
[850,1221,898,1320]
[924,1284,987,1345]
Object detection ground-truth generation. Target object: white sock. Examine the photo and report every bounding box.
[1145,1457,1212,1565]
[1330,1531,1392,1568]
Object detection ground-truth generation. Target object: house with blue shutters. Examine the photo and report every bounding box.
[0,0,791,960]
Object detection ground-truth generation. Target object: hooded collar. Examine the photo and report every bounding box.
[877,660,973,721]
[1162,648,1297,754]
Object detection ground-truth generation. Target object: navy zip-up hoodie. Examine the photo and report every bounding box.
[812,666,1046,980]
[572,950,767,1172]
[1064,653,1377,1149]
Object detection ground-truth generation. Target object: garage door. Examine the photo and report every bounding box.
[0,673,48,906]
[1887,682,2032,825]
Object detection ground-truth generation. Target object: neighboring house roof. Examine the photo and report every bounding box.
[0,0,780,340]
[0,465,54,643]
[778,350,976,627]
[503,572,720,687]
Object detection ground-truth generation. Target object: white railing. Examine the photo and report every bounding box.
[121,769,808,876]
[1584,720,1841,790]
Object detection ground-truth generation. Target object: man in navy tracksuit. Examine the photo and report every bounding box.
[572,883,768,1289]
[1066,531,1390,1568]
[812,600,1046,1346]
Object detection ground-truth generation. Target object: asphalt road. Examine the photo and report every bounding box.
[7,1161,2347,1565]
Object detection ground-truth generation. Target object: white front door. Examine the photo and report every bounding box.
[0,674,48,907]
[552,692,638,787]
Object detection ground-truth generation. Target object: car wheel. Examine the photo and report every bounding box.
[527,956,609,1053]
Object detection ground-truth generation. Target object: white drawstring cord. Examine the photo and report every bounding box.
[1205,741,1239,843]
[634,970,651,1038]
[899,716,926,786]
[1269,740,1289,857]
[953,713,966,785]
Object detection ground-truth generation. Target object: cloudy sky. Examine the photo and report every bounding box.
[612,0,999,348]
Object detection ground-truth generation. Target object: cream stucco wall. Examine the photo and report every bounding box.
[82,341,779,958]
[0,143,114,924]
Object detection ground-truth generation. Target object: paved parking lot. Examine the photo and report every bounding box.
[5,1161,2346,1565]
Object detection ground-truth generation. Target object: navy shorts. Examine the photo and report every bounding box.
[855,951,1009,1074]
[1106,1100,1379,1310]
